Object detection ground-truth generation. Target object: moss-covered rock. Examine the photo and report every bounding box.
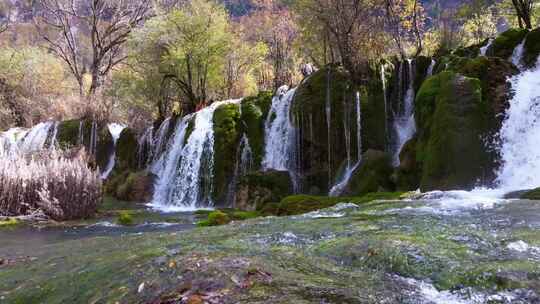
[291,65,362,192]
[114,128,139,173]
[212,103,242,205]
[341,150,394,196]
[394,137,420,191]
[519,187,540,200]
[198,210,231,226]
[106,171,154,202]
[276,192,403,216]
[117,211,135,226]
[524,27,540,68]
[235,170,293,211]
[415,71,493,191]
[56,119,114,171]
[487,28,529,59]
[240,91,272,168]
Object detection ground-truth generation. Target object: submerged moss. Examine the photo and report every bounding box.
[0,217,20,228]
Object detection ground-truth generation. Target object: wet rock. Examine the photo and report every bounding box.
[341,149,394,196]
[234,170,292,211]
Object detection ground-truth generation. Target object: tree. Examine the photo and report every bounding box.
[510,0,537,29]
[384,0,427,58]
[239,2,299,90]
[294,0,386,84]
[128,0,231,117]
[35,0,151,99]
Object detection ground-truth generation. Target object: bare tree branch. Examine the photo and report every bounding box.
[35,0,151,99]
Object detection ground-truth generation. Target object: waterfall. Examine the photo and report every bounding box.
[0,128,28,156]
[100,123,126,179]
[150,99,241,211]
[392,59,417,166]
[225,134,253,206]
[381,64,389,151]
[427,59,436,77]
[480,38,493,56]
[77,121,84,145]
[89,121,97,156]
[137,126,154,168]
[495,56,540,191]
[262,87,297,171]
[18,121,57,153]
[325,70,332,188]
[511,37,526,71]
[329,92,362,197]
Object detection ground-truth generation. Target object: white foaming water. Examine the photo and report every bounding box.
[150,99,241,211]
[262,87,297,171]
[393,59,417,166]
[411,188,507,214]
[0,128,28,156]
[101,123,126,179]
[427,59,436,77]
[496,56,540,191]
[329,91,362,196]
[480,38,493,56]
[511,37,526,71]
[18,121,56,153]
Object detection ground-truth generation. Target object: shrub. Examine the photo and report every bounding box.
[117,211,134,226]
[0,149,102,221]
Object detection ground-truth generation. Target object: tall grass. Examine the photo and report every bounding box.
[0,148,102,220]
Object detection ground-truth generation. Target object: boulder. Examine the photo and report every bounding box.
[341,149,394,196]
[415,72,493,191]
[524,27,540,68]
[486,28,529,59]
[234,170,293,211]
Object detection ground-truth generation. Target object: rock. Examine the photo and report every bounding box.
[517,187,540,200]
[341,149,394,196]
[291,65,362,192]
[106,171,155,202]
[394,137,420,191]
[234,170,293,211]
[239,91,272,168]
[187,295,203,304]
[524,27,540,68]
[486,28,529,59]
[212,103,242,205]
[415,72,495,191]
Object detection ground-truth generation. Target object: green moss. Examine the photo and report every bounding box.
[415,71,495,191]
[198,210,231,226]
[291,65,361,191]
[520,187,540,200]
[240,92,272,168]
[113,128,138,173]
[212,103,241,205]
[524,27,540,68]
[487,28,529,59]
[107,171,152,202]
[117,211,134,226]
[56,119,81,149]
[345,150,394,196]
[0,217,20,228]
[276,192,403,216]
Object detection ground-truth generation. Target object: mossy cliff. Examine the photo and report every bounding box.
[291,65,360,194]
[212,103,242,206]
[240,91,273,169]
[56,119,113,170]
[486,28,529,59]
[234,170,293,211]
[414,71,492,191]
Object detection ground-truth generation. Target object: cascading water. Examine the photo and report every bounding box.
[329,92,362,196]
[262,87,297,171]
[427,59,436,77]
[325,70,332,188]
[511,37,527,71]
[150,99,241,211]
[225,134,253,206]
[480,38,493,56]
[495,55,540,191]
[18,121,56,153]
[100,123,126,179]
[381,64,389,151]
[392,59,417,166]
[89,121,97,156]
[0,128,28,156]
